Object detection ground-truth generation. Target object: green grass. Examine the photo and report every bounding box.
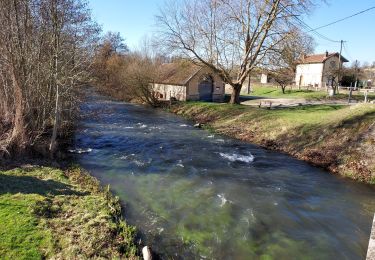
[0,166,138,259]
[0,194,53,259]
[174,102,375,184]
[249,85,329,99]
[247,85,374,101]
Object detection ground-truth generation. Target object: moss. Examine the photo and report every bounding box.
[0,166,138,259]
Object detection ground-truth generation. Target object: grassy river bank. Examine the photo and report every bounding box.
[171,102,375,184]
[0,165,138,259]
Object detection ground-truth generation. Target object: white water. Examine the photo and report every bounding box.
[219,152,255,163]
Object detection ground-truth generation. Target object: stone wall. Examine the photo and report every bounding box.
[153,84,187,101]
[187,68,225,102]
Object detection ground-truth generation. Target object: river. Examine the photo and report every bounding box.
[73,90,375,259]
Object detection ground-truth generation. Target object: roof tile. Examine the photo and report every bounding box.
[297,52,349,64]
[156,62,202,85]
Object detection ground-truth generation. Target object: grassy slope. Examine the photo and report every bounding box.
[172,102,375,184]
[248,85,374,101]
[0,166,138,259]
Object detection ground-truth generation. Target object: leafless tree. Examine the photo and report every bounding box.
[156,0,315,104]
[0,0,99,156]
[92,34,163,106]
[267,28,315,93]
[269,68,295,93]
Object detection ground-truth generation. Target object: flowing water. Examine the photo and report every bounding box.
[73,90,375,259]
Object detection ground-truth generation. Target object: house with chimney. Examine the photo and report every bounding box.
[295,51,349,88]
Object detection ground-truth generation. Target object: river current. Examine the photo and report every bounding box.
[73,90,375,259]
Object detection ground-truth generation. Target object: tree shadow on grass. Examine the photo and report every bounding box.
[0,174,88,196]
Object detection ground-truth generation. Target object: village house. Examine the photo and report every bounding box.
[295,51,349,88]
[153,62,225,102]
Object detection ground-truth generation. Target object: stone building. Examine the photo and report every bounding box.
[295,52,349,88]
[153,62,225,102]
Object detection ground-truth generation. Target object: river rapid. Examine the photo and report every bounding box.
[73,90,375,259]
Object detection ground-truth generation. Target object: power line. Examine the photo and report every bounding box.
[308,6,375,33]
[280,2,341,43]
[291,14,341,43]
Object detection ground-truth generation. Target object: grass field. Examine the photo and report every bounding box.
[0,166,138,259]
[245,85,374,101]
[172,102,375,184]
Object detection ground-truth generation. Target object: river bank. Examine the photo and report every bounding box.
[0,164,138,259]
[171,102,375,184]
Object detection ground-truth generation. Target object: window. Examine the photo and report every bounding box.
[330,61,336,68]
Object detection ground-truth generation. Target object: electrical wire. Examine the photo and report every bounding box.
[308,6,375,33]
[280,3,341,43]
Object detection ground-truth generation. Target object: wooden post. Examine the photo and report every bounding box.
[367,214,375,260]
[142,246,152,260]
[365,90,368,103]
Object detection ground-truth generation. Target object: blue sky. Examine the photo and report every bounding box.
[88,0,375,64]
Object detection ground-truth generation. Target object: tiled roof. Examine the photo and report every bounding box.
[155,62,202,85]
[297,52,349,64]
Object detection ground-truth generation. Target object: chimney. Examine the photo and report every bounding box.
[325,51,328,57]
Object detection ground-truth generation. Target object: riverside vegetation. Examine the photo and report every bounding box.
[0,1,140,257]
[171,101,375,184]
[0,166,137,259]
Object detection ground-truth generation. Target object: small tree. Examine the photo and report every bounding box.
[267,29,314,93]
[269,68,295,93]
[121,54,161,106]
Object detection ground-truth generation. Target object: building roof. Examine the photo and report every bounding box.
[155,62,202,86]
[297,52,349,64]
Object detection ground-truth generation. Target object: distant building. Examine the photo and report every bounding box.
[364,67,375,87]
[260,73,268,84]
[153,62,225,102]
[295,52,349,88]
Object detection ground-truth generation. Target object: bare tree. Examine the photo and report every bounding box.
[269,68,295,93]
[122,54,161,106]
[92,32,165,106]
[267,28,315,93]
[0,0,99,156]
[156,0,315,104]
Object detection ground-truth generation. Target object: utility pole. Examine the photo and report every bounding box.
[354,59,359,89]
[338,40,344,89]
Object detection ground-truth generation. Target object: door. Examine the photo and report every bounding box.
[198,75,213,101]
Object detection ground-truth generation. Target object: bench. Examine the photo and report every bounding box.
[259,100,273,109]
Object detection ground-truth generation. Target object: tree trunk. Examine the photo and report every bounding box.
[247,75,251,95]
[229,84,241,104]
[10,67,26,151]
[281,85,286,94]
[49,84,60,155]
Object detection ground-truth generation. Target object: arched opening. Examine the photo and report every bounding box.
[198,75,213,101]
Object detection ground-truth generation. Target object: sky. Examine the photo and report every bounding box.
[88,0,375,65]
